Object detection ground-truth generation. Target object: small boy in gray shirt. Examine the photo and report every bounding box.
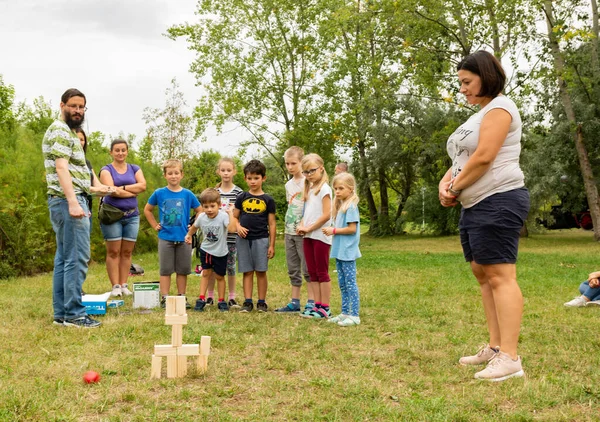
[185,188,236,312]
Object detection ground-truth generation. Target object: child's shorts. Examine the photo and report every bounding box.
[236,237,269,273]
[158,239,192,276]
[200,249,228,277]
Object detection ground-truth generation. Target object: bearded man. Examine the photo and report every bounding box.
[42,88,101,328]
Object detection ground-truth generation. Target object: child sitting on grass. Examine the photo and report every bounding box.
[564,271,600,307]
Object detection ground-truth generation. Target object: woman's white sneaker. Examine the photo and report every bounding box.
[474,351,524,382]
[459,344,498,366]
[121,283,133,296]
[111,284,122,297]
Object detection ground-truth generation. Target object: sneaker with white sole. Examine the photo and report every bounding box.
[586,300,600,307]
[459,344,498,366]
[338,315,360,326]
[474,351,524,382]
[564,296,588,307]
[64,316,102,329]
[121,283,133,296]
[111,284,122,297]
[327,314,347,323]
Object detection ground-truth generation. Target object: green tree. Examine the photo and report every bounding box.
[142,78,196,163]
[167,0,337,176]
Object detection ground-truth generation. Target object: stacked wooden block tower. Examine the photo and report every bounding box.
[151,296,211,379]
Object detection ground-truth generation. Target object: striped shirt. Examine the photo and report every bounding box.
[42,119,91,197]
[217,184,243,244]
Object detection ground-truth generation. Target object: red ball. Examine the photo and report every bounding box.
[83,370,101,384]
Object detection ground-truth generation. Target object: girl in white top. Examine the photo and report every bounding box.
[296,153,333,319]
[439,51,529,382]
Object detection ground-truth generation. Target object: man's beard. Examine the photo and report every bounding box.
[64,110,85,129]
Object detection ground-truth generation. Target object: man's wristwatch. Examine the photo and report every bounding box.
[448,183,461,196]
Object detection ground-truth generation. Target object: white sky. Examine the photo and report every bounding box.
[0,0,245,156]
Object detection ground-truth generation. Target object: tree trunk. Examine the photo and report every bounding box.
[357,138,378,225]
[545,0,600,240]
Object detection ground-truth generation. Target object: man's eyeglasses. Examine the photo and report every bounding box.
[66,105,87,112]
[302,167,319,176]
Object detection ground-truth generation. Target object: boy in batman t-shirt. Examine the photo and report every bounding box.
[233,159,276,313]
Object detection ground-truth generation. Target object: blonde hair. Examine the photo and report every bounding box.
[215,156,236,188]
[301,153,329,201]
[284,146,304,160]
[162,158,183,174]
[331,172,359,219]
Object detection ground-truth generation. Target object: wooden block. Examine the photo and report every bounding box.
[197,354,208,373]
[177,355,187,377]
[177,344,200,356]
[200,336,211,356]
[154,345,177,356]
[165,296,177,315]
[166,355,178,378]
[151,355,162,379]
[165,314,188,325]
[175,296,186,316]
[171,324,183,347]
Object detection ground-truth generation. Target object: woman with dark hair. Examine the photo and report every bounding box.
[439,50,529,382]
[99,139,147,297]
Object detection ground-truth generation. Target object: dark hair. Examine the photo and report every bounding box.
[456,51,506,98]
[74,127,87,154]
[243,159,266,177]
[61,88,86,105]
[110,138,128,151]
[199,188,221,205]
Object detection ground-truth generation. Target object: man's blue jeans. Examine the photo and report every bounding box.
[48,195,90,320]
[579,281,600,301]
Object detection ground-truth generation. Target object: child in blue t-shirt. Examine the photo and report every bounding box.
[322,172,361,326]
[144,159,201,308]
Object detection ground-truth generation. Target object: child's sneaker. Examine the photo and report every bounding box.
[257,302,268,313]
[474,351,525,382]
[228,298,241,309]
[53,317,65,326]
[275,302,301,313]
[195,265,202,274]
[311,308,331,319]
[586,300,600,307]
[160,296,166,308]
[218,301,229,312]
[338,315,360,326]
[564,296,588,307]
[194,299,206,312]
[327,314,347,323]
[206,297,214,306]
[111,284,122,297]
[240,301,254,313]
[121,283,133,296]
[299,305,315,318]
[178,294,192,309]
[459,344,498,366]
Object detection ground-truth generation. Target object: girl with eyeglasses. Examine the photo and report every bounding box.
[296,153,333,319]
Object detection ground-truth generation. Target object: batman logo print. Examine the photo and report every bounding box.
[242,197,267,214]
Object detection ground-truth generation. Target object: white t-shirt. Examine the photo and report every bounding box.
[284,177,305,235]
[193,210,230,257]
[447,96,525,208]
[302,183,332,245]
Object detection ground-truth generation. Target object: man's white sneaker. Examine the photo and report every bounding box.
[459,344,498,366]
[111,284,122,297]
[474,351,524,382]
[121,283,133,296]
[564,296,588,307]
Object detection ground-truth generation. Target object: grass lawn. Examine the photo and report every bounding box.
[1,229,600,421]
